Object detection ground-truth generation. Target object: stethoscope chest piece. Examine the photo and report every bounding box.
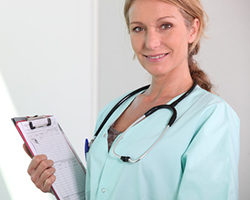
[112,104,176,163]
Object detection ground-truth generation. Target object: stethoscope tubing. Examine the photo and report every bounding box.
[87,81,197,163]
[113,116,170,163]
[112,115,145,163]
[94,85,150,137]
[112,104,176,163]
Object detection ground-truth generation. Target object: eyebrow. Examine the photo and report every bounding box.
[157,16,176,21]
[130,16,176,25]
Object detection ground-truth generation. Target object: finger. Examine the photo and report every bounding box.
[23,143,33,158]
[28,155,48,176]
[35,167,56,191]
[42,174,56,193]
[30,159,53,184]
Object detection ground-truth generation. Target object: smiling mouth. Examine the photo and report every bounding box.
[144,53,168,59]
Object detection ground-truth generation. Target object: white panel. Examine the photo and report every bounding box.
[0,0,96,199]
[0,74,54,200]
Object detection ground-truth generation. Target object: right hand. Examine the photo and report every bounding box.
[23,144,56,193]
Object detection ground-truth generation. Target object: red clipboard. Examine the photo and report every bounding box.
[12,115,86,200]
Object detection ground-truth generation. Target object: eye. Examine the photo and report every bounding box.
[161,23,172,30]
[132,26,144,33]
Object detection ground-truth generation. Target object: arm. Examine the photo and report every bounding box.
[177,102,240,200]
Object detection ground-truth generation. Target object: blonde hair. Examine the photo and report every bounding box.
[124,0,213,92]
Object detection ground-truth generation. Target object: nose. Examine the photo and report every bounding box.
[145,29,161,50]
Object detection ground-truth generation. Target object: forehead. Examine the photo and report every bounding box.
[128,0,182,22]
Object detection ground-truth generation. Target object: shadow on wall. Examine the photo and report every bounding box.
[0,170,11,200]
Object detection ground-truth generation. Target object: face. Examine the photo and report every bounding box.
[128,0,198,79]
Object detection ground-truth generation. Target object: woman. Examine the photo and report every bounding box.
[24,0,240,199]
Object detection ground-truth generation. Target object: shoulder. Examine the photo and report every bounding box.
[191,86,240,128]
[195,86,237,113]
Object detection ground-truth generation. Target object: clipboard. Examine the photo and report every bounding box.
[12,115,86,200]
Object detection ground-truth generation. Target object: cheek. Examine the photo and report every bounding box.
[130,36,143,53]
[163,31,189,52]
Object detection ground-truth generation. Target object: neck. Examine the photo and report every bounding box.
[144,71,193,103]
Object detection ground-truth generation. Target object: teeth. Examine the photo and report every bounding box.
[147,54,166,59]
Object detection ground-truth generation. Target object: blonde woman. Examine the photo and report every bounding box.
[25,0,240,199]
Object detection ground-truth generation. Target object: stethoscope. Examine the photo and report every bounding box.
[85,81,197,163]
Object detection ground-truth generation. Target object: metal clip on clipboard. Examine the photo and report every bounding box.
[27,115,52,130]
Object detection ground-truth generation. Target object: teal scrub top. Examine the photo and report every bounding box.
[85,86,240,200]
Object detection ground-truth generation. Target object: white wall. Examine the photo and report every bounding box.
[98,0,250,199]
[98,0,149,110]
[0,0,96,199]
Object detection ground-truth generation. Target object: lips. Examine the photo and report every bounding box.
[144,53,168,61]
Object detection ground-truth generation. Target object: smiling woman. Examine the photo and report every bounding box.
[84,0,239,199]
[129,1,197,87]
[125,0,213,92]
[24,0,240,200]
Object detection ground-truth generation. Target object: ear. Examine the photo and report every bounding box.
[188,18,200,44]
